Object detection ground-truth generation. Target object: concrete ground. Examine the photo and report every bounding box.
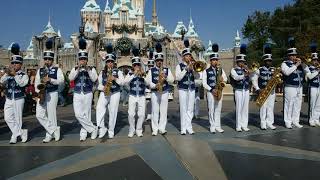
[0,98,319,180]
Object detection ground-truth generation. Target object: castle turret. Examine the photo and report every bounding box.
[233,30,241,65]
[81,0,101,33]
[152,0,158,26]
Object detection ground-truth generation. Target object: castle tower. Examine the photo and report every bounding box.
[132,0,145,15]
[81,0,101,33]
[233,30,241,65]
[104,0,112,34]
[152,0,158,26]
[234,30,241,48]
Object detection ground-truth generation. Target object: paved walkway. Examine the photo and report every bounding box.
[0,99,319,180]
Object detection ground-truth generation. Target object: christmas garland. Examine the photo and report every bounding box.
[191,43,205,53]
[151,34,171,43]
[112,24,137,34]
[115,37,133,52]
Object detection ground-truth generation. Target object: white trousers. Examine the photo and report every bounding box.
[194,90,200,117]
[146,99,152,119]
[151,92,169,132]
[235,90,249,129]
[309,87,320,123]
[284,87,302,125]
[96,92,120,136]
[73,92,95,134]
[260,92,276,127]
[207,92,223,129]
[4,98,24,137]
[179,89,195,133]
[36,92,59,135]
[128,95,146,134]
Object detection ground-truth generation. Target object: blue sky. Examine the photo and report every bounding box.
[0,0,293,50]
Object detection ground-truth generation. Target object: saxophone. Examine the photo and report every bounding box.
[214,65,225,100]
[37,67,49,104]
[256,67,283,107]
[157,66,165,92]
[104,68,113,96]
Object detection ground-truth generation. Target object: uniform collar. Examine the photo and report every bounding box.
[45,65,54,69]
[210,65,216,70]
[286,59,294,63]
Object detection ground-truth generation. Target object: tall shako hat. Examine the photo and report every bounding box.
[147,49,155,66]
[262,44,272,61]
[287,37,298,56]
[236,44,247,62]
[209,43,219,60]
[78,38,88,60]
[131,47,141,65]
[105,44,116,62]
[11,43,23,64]
[154,43,164,61]
[182,39,192,56]
[43,38,54,60]
[310,41,318,60]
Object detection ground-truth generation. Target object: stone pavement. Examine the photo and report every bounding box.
[0,99,319,180]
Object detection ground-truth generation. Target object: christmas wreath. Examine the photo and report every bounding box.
[115,37,133,52]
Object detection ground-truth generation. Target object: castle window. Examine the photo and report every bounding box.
[121,11,128,24]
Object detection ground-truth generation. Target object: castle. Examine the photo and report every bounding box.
[21,0,241,76]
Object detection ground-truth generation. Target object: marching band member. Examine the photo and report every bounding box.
[124,48,148,138]
[146,43,174,136]
[281,37,311,129]
[230,44,251,132]
[252,44,277,130]
[145,50,155,121]
[96,44,124,139]
[0,43,28,144]
[175,39,200,135]
[35,39,65,143]
[202,43,227,133]
[307,43,320,127]
[68,38,98,141]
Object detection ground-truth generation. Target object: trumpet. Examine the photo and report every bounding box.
[80,64,86,71]
[135,68,145,78]
[157,65,165,92]
[79,64,91,72]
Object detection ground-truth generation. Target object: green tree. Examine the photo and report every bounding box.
[242,11,272,65]
[242,0,320,66]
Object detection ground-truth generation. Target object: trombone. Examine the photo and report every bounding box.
[189,57,207,72]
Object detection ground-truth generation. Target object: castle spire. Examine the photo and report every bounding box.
[152,0,158,26]
[234,30,241,47]
[48,10,51,26]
